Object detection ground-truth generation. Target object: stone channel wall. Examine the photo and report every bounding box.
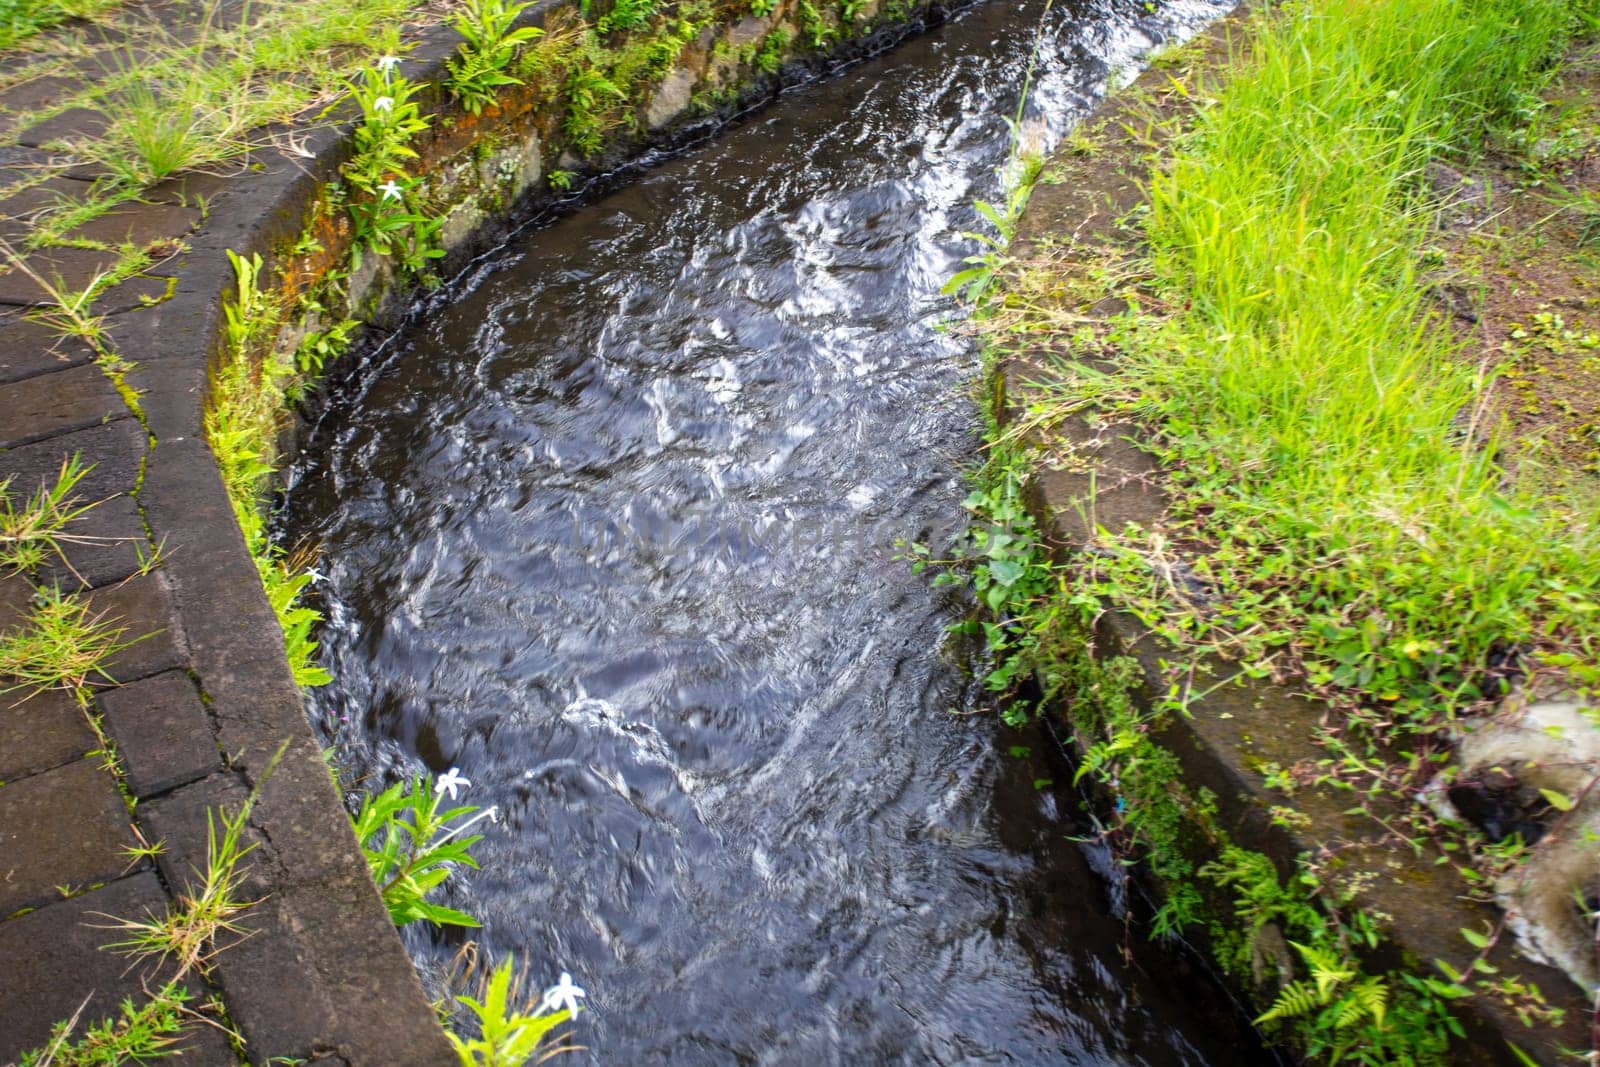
[0,0,960,1061]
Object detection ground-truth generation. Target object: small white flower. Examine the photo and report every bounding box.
[376,55,401,80]
[373,95,394,113]
[304,567,328,584]
[379,179,403,202]
[435,767,470,800]
[540,972,585,1018]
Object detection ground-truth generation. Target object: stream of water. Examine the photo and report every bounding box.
[282,1,1269,1060]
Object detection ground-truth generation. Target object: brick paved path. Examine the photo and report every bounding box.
[0,4,452,1063]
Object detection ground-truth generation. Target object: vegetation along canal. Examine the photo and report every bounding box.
[281,0,1262,1060]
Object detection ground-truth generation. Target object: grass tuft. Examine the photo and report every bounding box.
[1044,0,1599,738]
[0,584,136,696]
[98,794,263,978]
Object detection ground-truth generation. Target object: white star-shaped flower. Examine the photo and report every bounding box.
[375,55,401,80]
[434,766,470,800]
[304,567,328,584]
[373,95,394,113]
[379,179,403,201]
[540,972,585,1017]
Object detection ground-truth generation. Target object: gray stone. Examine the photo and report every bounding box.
[138,774,267,900]
[0,310,96,385]
[0,362,129,450]
[98,671,222,798]
[0,246,127,307]
[92,272,178,315]
[15,108,110,150]
[1451,693,1600,993]
[0,75,82,116]
[0,873,170,1061]
[63,202,203,249]
[0,176,85,242]
[0,757,139,914]
[647,69,696,129]
[0,685,95,781]
[0,419,151,589]
[86,570,189,685]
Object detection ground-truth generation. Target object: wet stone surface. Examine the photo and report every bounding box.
[0,757,140,915]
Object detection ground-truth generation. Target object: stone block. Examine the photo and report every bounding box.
[0,363,129,450]
[14,108,110,150]
[63,202,202,248]
[0,246,124,306]
[86,570,189,685]
[0,757,138,914]
[0,685,95,781]
[98,671,221,798]
[137,773,269,900]
[0,311,95,386]
[0,873,168,1060]
[0,419,151,589]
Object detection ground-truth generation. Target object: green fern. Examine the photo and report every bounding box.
[1258,978,1324,1026]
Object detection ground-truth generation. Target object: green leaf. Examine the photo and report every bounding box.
[1539,787,1575,812]
[989,558,1026,586]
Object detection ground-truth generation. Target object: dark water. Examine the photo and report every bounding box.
[282,1,1268,1061]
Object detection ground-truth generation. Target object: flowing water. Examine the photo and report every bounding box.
[282,1,1270,1061]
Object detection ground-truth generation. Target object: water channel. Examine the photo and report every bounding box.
[281,0,1271,1060]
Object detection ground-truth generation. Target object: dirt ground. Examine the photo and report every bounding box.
[1435,39,1600,485]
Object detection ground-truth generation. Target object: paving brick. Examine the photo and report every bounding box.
[93,272,178,315]
[0,245,124,306]
[98,670,221,797]
[142,169,237,210]
[210,893,339,1055]
[0,872,235,1064]
[86,570,188,684]
[0,873,164,1059]
[0,311,96,384]
[139,439,306,769]
[0,176,88,222]
[137,773,269,900]
[0,757,138,914]
[0,570,30,632]
[0,685,95,781]
[0,74,81,115]
[0,362,129,450]
[0,174,82,242]
[62,201,202,248]
[0,419,150,589]
[15,107,109,150]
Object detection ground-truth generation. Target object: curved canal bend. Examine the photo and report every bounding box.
[283,0,1267,1061]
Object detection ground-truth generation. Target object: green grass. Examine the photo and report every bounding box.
[0,453,102,574]
[1042,0,1599,745]
[206,251,332,689]
[0,0,118,53]
[100,790,263,978]
[16,982,193,1067]
[12,0,427,204]
[0,584,137,695]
